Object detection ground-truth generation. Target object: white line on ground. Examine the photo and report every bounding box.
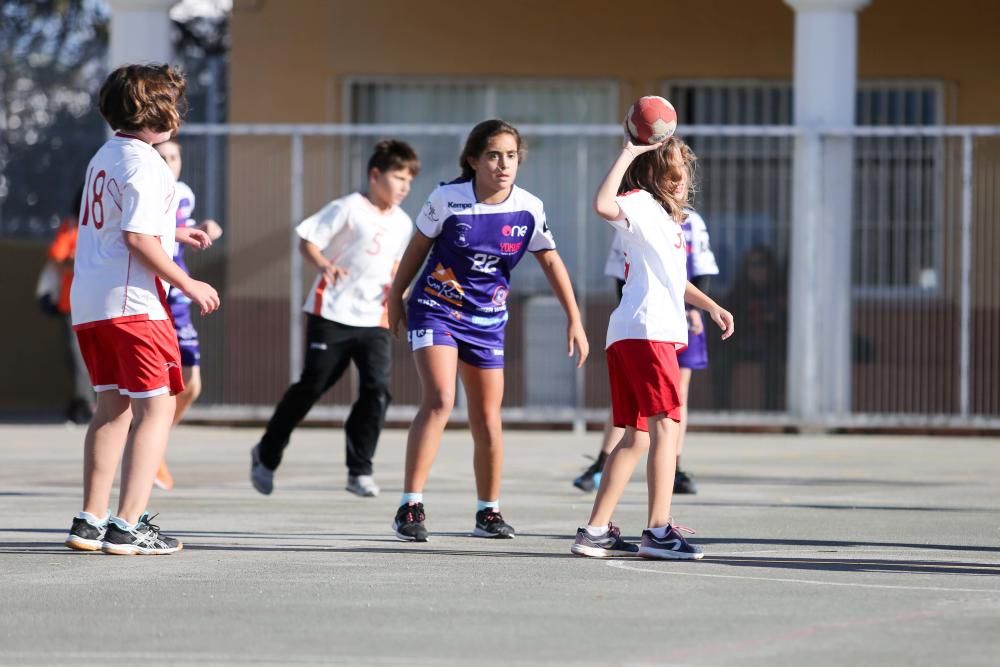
[607,560,1000,593]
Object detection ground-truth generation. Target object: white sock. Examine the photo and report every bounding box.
[399,492,423,507]
[584,524,608,537]
[649,524,671,539]
[477,499,499,512]
[77,511,108,526]
[110,515,135,531]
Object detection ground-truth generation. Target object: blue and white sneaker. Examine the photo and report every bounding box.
[638,524,704,560]
[573,458,604,492]
[101,514,183,556]
[64,512,108,551]
[570,523,638,558]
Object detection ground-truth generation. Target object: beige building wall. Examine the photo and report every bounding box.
[230,0,1000,124]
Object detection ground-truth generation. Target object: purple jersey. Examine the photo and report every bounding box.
[407,180,556,348]
[678,208,718,370]
[167,181,197,326]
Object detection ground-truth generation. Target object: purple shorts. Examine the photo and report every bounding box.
[677,330,708,370]
[407,328,504,369]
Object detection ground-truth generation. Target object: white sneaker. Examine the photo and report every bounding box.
[346,474,379,497]
[250,444,274,495]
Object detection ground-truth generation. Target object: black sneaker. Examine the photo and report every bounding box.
[101,514,183,555]
[573,457,605,492]
[570,523,638,558]
[64,515,106,551]
[473,509,515,539]
[673,469,698,494]
[393,503,428,542]
[638,524,704,560]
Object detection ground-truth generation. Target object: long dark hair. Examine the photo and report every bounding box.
[620,136,697,222]
[458,119,523,181]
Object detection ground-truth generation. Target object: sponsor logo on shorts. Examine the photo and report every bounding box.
[309,342,328,350]
[408,329,435,350]
[491,349,505,356]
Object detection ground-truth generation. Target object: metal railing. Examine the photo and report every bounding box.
[171,123,1000,430]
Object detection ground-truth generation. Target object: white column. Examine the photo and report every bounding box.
[784,0,869,427]
[106,0,176,68]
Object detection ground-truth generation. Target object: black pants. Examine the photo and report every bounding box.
[258,315,392,476]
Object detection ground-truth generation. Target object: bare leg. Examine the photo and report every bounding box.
[402,346,458,494]
[677,368,692,460]
[117,394,176,524]
[587,427,650,526]
[458,362,505,502]
[173,365,201,425]
[82,391,132,517]
[599,411,625,456]
[647,413,681,528]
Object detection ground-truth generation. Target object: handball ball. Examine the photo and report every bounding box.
[625,96,678,144]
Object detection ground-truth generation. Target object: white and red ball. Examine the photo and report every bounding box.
[625,96,678,144]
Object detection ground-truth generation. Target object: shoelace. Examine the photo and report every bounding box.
[668,519,696,536]
[607,523,622,539]
[404,504,425,523]
[483,510,504,526]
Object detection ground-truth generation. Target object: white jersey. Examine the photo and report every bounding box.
[297,192,413,327]
[683,209,719,279]
[604,231,626,280]
[71,133,177,327]
[605,189,689,349]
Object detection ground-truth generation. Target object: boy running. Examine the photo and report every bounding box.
[250,140,419,498]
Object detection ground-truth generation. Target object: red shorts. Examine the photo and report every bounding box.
[606,339,682,431]
[75,318,184,398]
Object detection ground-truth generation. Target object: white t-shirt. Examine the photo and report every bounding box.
[605,189,689,349]
[71,133,177,327]
[297,192,413,327]
[604,230,626,280]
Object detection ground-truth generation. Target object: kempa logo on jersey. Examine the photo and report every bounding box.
[448,201,474,210]
[502,225,528,237]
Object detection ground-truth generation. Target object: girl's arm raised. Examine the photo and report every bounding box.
[593,136,664,221]
[387,232,434,339]
[534,249,589,367]
[685,281,734,340]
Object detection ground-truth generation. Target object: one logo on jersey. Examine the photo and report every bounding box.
[448,201,474,211]
[502,224,528,237]
[454,222,472,248]
[424,263,465,306]
[491,285,509,307]
[423,200,440,223]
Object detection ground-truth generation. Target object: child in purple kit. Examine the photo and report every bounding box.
[387,119,589,542]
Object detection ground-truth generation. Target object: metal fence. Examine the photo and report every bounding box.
[172,123,1000,429]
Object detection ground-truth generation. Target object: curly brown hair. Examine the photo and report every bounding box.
[620,136,697,222]
[99,64,188,134]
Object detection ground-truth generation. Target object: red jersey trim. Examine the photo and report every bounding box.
[313,277,327,315]
[620,189,643,197]
[73,313,152,331]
